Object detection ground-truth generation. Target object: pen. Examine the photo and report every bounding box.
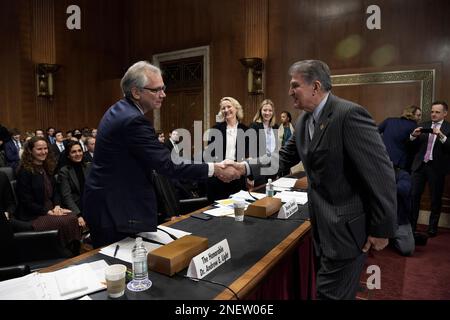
[113,244,119,257]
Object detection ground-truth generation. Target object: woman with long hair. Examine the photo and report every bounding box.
[248,99,279,187]
[15,136,81,254]
[57,141,90,231]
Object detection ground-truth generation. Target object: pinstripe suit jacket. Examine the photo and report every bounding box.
[252,94,397,260]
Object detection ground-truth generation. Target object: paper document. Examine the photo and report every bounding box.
[203,206,235,217]
[272,177,298,188]
[274,191,308,204]
[100,237,161,263]
[138,225,192,245]
[229,190,266,202]
[0,260,109,300]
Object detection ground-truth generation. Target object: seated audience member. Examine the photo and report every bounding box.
[15,136,81,254]
[165,129,181,156]
[58,141,90,231]
[156,130,165,144]
[0,170,16,221]
[35,129,45,138]
[83,136,95,163]
[65,130,73,141]
[46,127,56,145]
[0,124,9,167]
[4,128,22,172]
[0,170,32,233]
[392,168,415,256]
[91,128,97,138]
[278,110,294,147]
[72,129,82,141]
[50,130,66,171]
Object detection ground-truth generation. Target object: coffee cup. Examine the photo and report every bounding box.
[234,201,246,222]
[105,264,127,298]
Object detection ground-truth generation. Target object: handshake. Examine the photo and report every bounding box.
[213,160,247,183]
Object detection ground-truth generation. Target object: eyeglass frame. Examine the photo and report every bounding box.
[141,85,166,94]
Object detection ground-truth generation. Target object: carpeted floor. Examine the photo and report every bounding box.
[357,226,450,300]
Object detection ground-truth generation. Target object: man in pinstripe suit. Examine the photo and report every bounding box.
[236,60,397,299]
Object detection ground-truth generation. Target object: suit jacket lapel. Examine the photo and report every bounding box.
[309,94,333,153]
[296,113,309,166]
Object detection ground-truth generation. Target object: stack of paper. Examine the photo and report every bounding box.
[272,177,298,189]
[0,260,109,300]
[229,190,266,202]
[274,190,308,204]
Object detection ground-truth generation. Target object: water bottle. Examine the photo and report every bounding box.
[266,178,274,197]
[132,237,148,281]
[127,237,152,291]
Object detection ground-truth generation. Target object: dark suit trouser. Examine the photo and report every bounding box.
[316,252,367,300]
[411,162,445,232]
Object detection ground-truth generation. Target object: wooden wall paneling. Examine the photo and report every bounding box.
[243,0,268,120]
[0,1,23,130]
[18,0,37,134]
[32,0,57,131]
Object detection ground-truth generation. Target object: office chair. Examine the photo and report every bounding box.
[151,171,211,223]
[0,170,74,281]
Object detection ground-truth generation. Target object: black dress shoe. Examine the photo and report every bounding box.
[414,232,429,245]
[427,230,437,237]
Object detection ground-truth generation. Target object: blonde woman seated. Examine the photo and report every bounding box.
[15,137,81,254]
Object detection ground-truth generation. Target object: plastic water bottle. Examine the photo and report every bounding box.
[266,178,274,197]
[127,237,152,291]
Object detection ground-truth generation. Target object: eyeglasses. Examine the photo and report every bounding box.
[141,85,166,94]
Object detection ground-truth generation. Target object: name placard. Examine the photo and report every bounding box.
[277,199,298,219]
[186,239,231,279]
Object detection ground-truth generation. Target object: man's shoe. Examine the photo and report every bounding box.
[414,232,429,245]
[427,230,437,237]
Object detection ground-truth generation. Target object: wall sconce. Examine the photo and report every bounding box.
[36,63,60,99]
[240,57,264,95]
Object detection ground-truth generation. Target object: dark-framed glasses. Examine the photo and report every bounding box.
[141,85,166,94]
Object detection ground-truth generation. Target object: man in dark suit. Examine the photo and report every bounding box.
[234,60,396,299]
[83,61,239,248]
[409,101,450,236]
[164,129,180,154]
[83,136,95,163]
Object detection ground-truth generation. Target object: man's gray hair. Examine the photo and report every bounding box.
[288,60,332,92]
[120,61,162,98]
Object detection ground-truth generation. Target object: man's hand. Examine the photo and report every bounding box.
[225,160,247,176]
[214,161,241,182]
[411,127,422,137]
[362,236,389,252]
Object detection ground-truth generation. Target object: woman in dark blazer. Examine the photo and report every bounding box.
[57,141,91,230]
[248,99,279,187]
[15,136,81,251]
[206,97,249,201]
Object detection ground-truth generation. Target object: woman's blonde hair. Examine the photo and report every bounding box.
[253,99,276,127]
[401,105,421,121]
[219,97,244,121]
